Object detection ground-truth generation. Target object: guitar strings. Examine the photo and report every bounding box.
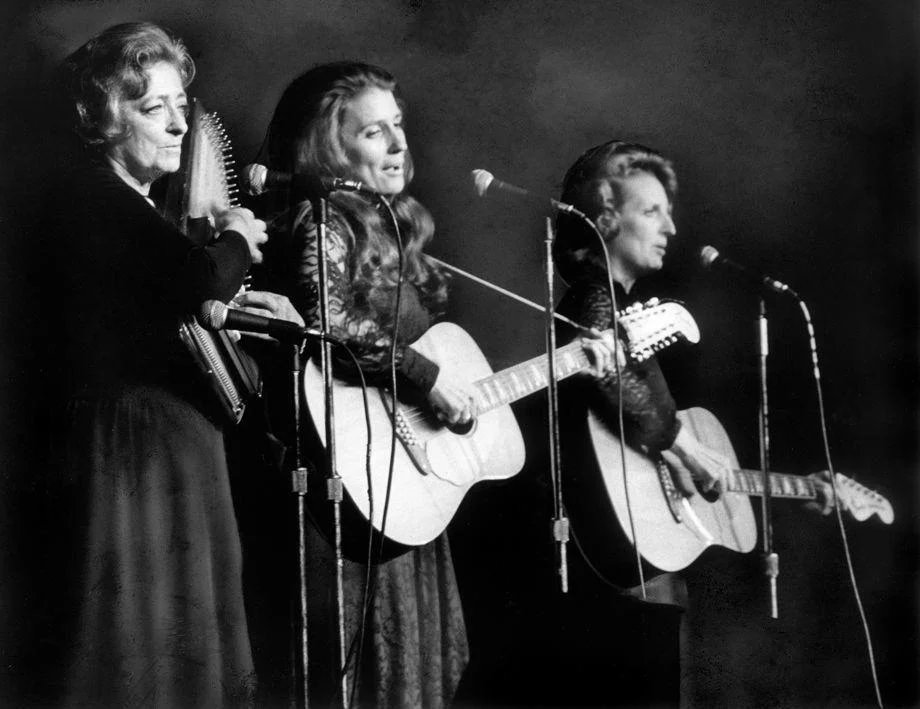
[392,302,677,429]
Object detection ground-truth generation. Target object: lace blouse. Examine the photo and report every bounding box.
[557,278,681,452]
[283,201,442,392]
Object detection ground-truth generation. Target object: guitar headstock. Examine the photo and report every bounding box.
[834,473,894,524]
[618,298,701,362]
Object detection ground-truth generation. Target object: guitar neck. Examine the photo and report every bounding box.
[468,299,696,414]
[729,469,817,500]
[474,340,595,412]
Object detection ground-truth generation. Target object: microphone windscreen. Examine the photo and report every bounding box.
[198,300,228,329]
[243,164,268,196]
[471,169,494,197]
[699,245,720,268]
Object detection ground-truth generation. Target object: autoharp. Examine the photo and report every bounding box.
[167,100,260,424]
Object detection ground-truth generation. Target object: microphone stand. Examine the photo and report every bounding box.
[542,216,569,593]
[288,340,310,709]
[311,195,349,707]
[757,297,778,618]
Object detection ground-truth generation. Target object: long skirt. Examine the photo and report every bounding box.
[40,385,254,707]
[304,522,469,709]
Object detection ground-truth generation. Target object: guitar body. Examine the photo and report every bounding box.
[303,322,526,547]
[587,407,757,574]
[301,301,703,557]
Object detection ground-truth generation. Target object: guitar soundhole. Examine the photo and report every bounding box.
[447,418,476,436]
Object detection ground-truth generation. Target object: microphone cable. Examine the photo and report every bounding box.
[328,341,375,709]
[289,191,392,709]
[576,211,648,599]
[374,193,405,570]
[340,192,405,709]
[797,297,883,708]
[294,328,375,709]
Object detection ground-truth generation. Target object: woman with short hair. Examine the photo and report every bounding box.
[38,21,270,706]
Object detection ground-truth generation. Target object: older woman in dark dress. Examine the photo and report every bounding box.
[35,22,274,706]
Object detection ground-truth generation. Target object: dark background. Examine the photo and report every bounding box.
[0,0,916,707]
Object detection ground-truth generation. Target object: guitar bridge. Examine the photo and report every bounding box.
[380,392,436,477]
[656,457,684,523]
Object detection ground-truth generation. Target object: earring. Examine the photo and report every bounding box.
[597,211,619,236]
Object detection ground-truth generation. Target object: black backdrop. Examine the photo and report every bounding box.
[0,1,916,706]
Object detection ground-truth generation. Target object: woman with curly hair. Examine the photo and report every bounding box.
[260,62,472,708]
[33,21,273,706]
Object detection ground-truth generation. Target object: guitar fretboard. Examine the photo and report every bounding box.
[467,300,692,415]
[474,340,595,413]
[729,469,817,499]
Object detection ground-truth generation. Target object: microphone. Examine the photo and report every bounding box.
[243,163,373,197]
[198,300,326,343]
[699,245,798,297]
[471,169,586,218]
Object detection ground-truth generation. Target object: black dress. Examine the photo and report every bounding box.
[273,200,469,709]
[37,162,256,706]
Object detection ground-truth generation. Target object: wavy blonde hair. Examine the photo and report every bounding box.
[265,62,448,317]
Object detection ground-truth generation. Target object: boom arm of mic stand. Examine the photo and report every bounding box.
[429,257,593,334]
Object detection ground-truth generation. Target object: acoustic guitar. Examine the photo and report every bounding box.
[303,299,700,547]
[587,406,894,573]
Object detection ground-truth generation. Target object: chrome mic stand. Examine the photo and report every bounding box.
[542,217,569,593]
[288,338,311,709]
[756,297,778,618]
[309,195,348,708]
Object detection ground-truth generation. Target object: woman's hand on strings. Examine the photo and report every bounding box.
[581,328,625,378]
[428,369,480,426]
[662,426,731,498]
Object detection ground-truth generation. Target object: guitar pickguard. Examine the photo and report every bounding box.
[588,407,757,573]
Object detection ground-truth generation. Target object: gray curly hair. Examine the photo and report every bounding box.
[64,22,195,146]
